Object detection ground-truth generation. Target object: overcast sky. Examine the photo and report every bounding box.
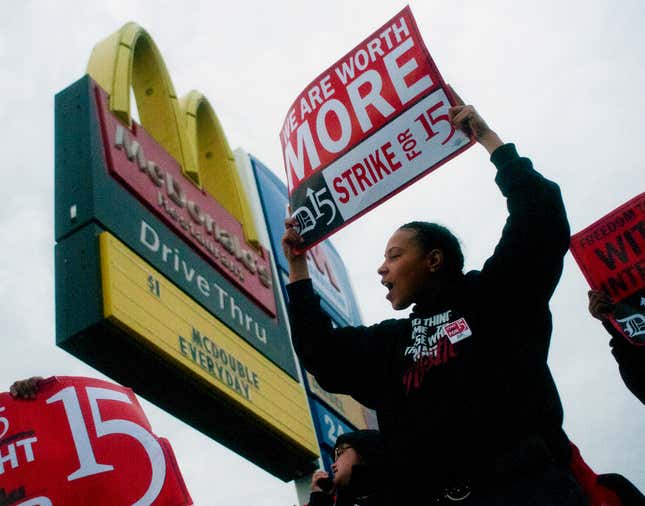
[0,1,643,504]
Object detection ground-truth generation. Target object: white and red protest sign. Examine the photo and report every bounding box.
[570,193,645,345]
[280,6,473,248]
[0,376,192,505]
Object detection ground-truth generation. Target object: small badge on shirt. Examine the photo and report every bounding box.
[443,317,472,344]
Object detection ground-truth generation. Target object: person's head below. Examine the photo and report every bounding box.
[331,429,384,491]
[377,221,464,311]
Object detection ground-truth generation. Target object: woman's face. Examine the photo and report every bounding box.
[377,228,435,310]
[331,444,361,489]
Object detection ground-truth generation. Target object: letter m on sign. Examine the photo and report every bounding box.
[284,122,321,195]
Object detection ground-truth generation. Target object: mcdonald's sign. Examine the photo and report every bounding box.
[54,23,318,480]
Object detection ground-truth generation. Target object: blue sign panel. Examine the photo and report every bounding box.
[247,153,379,473]
[310,399,353,450]
[250,155,363,327]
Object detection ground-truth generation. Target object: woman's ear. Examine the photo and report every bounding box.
[427,248,443,272]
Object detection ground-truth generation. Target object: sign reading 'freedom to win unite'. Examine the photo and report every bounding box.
[570,193,645,345]
[280,6,473,248]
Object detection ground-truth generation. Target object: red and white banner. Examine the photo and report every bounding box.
[280,6,473,248]
[0,376,192,505]
[570,193,645,345]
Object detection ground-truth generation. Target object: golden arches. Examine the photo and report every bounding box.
[180,91,259,247]
[87,22,259,247]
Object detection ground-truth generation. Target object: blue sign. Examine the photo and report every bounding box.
[247,153,378,473]
[310,399,353,450]
[250,155,363,327]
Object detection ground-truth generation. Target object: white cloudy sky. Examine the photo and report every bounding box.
[1,1,643,504]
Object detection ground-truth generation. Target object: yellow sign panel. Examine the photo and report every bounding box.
[306,372,369,430]
[99,232,318,455]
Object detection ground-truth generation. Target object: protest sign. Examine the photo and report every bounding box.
[0,376,192,505]
[280,6,473,248]
[570,193,645,345]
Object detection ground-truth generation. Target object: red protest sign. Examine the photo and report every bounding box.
[280,6,473,248]
[570,193,645,345]
[0,376,192,506]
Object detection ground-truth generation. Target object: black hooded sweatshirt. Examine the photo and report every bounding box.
[287,144,572,502]
[602,320,645,404]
